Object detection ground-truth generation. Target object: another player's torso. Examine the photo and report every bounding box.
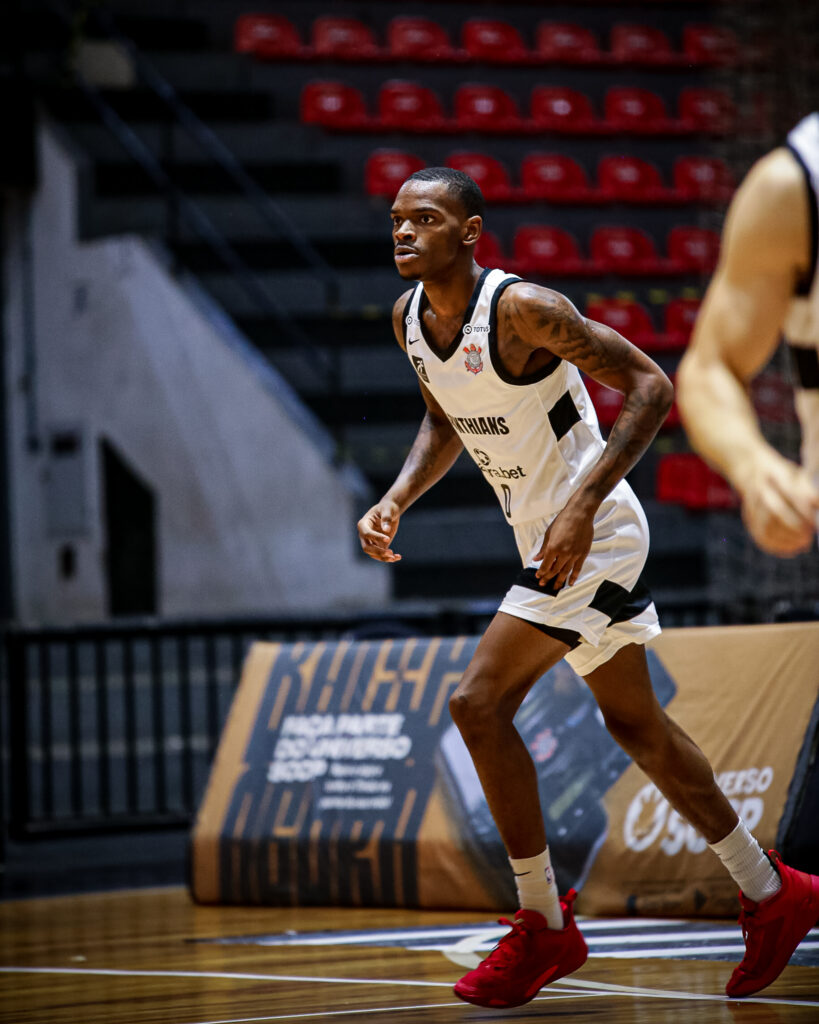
[784,112,819,486]
[403,268,605,524]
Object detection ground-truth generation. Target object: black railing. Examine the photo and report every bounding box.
[0,609,495,846]
[0,594,723,870]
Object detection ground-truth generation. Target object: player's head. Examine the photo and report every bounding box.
[391,168,484,281]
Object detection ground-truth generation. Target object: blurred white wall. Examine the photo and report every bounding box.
[2,123,388,623]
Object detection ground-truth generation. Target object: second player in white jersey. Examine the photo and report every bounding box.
[784,112,819,491]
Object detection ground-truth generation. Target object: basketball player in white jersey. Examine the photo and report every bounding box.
[357,167,819,1007]
[679,113,819,554]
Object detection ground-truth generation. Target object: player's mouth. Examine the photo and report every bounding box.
[394,246,420,264]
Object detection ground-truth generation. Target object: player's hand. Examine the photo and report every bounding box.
[357,500,403,563]
[737,452,819,557]
[534,504,595,589]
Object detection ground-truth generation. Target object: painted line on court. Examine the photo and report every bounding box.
[174,991,603,1024]
[554,976,819,1009]
[589,942,819,959]
[0,966,451,988]
[3,964,818,1012]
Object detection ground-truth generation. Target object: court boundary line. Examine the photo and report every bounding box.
[2,965,818,1010]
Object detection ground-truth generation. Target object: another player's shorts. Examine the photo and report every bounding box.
[498,479,661,676]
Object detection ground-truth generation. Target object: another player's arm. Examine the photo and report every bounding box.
[500,282,673,587]
[357,293,464,564]
[677,148,819,555]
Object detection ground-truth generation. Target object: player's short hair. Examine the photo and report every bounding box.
[404,167,485,220]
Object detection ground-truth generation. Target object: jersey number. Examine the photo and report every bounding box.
[500,484,512,519]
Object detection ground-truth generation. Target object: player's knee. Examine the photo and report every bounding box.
[601,706,665,761]
[449,680,511,742]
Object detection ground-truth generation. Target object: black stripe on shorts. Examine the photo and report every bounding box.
[589,576,654,624]
[520,618,582,649]
[790,346,819,390]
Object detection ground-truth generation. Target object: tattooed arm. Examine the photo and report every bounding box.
[357,292,464,564]
[498,282,673,588]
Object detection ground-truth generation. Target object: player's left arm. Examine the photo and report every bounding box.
[499,283,673,587]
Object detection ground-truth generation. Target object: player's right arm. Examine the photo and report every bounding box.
[677,148,819,556]
[357,292,464,563]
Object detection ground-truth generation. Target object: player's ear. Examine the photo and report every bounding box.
[463,215,482,247]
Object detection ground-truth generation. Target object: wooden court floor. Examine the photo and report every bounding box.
[1,887,817,1024]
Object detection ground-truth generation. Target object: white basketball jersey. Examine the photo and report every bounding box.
[402,268,608,524]
[784,112,819,487]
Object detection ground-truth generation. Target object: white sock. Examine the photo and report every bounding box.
[708,819,781,903]
[508,848,564,929]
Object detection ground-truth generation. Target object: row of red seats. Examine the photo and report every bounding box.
[302,81,739,135]
[586,297,699,352]
[475,224,720,277]
[367,150,735,204]
[585,376,682,429]
[656,453,738,509]
[236,15,744,68]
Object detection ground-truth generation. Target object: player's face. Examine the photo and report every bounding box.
[391,180,474,280]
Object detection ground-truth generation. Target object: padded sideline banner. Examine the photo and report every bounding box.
[191,624,819,915]
[579,622,819,917]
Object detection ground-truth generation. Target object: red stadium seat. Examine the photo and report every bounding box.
[656,453,738,509]
[663,297,701,347]
[475,230,507,269]
[585,298,657,349]
[513,226,588,276]
[672,156,735,202]
[234,15,307,59]
[300,81,370,128]
[386,17,461,62]
[597,155,669,203]
[535,23,604,65]
[678,88,737,134]
[446,152,516,201]
[610,24,681,67]
[589,226,667,274]
[682,24,740,66]
[453,84,524,133]
[461,19,532,63]
[520,153,595,202]
[311,16,382,61]
[604,87,675,134]
[365,150,425,198]
[377,80,448,132]
[530,87,599,133]
[583,377,623,428]
[667,226,720,273]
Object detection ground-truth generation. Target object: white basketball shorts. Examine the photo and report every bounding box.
[497,479,661,676]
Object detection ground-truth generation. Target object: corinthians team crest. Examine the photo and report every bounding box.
[463,342,484,374]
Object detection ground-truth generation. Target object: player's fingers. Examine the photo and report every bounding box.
[359,540,401,562]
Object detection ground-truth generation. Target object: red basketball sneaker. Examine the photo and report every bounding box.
[726,851,819,998]
[453,889,588,1008]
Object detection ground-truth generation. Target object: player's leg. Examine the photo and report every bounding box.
[450,612,588,1009]
[582,641,737,842]
[584,641,819,997]
[448,610,569,859]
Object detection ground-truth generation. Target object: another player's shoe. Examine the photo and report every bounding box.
[726,850,819,998]
[453,889,588,1008]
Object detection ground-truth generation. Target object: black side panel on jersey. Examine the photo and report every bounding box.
[790,346,819,389]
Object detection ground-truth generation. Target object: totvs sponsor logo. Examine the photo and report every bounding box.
[623,766,773,855]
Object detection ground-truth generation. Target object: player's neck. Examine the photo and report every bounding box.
[422,262,483,321]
